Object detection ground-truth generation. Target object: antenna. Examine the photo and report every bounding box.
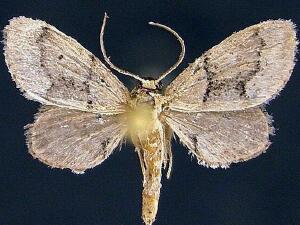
[100,13,146,83]
[148,21,185,83]
[100,13,186,87]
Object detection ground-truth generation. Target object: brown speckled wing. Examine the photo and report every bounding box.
[26,106,126,174]
[163,108,273,168]
[4,16,129,114]
[165,20,297,112]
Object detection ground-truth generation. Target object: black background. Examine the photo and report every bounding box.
[0,1,299,225]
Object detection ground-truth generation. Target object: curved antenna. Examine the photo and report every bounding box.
[148,21,185,83]
[100,13,146,83]
[100,13,186,87]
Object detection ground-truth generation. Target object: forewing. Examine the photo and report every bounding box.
[163,108,272,168]
[26,106,126,174]
[4,17,129,114]
[165,20,297,112]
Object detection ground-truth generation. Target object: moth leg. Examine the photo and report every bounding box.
[136,147,146,182]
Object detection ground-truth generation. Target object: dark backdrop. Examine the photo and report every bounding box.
[0,1,299,225]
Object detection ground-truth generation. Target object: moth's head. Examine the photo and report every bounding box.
[130,78,162,99]
[130,78,163,103]
[137,77,163,91]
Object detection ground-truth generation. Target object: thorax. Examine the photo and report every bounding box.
[127,87,164,148]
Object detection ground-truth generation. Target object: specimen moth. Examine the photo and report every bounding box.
[3,13,297,225]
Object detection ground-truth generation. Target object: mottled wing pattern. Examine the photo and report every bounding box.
[165,20,297,112]
[163,108,272,168]
[26,106,126,174]
[4,17,129,114]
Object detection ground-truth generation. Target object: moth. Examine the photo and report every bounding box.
[3,13,297,225]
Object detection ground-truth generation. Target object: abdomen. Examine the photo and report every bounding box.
[132,122,164,225]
